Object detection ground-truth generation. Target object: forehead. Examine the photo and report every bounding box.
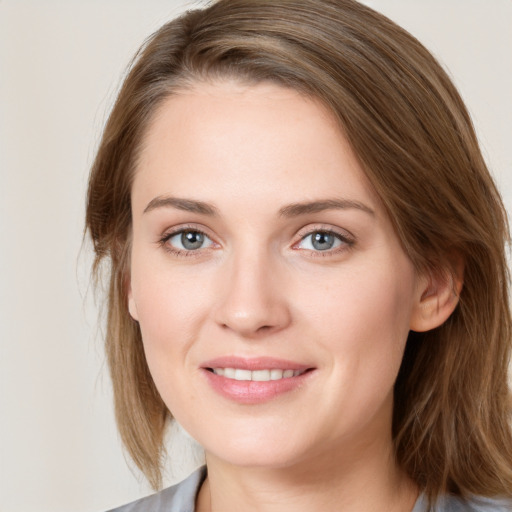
[133,80,379,214]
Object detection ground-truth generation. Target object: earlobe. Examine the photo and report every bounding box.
[409,263,464,333]
[127,281,139,321]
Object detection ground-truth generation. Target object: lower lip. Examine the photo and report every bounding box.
[202,369,314,404]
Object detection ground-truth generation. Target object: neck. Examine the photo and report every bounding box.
[196,438,418,512]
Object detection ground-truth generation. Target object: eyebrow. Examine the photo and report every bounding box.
[143,196,374,217]
[279,199,375,217]
[143,196,219,216]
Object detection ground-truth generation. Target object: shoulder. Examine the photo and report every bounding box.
[105,466,207,512]
[414,493,512,512]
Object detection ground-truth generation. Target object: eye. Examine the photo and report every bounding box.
[295,230,351,252]
[163,229,215,252]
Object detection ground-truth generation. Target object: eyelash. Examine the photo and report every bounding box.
[293,228,355,257]
[158,225,215,258]
[157,225,355,258]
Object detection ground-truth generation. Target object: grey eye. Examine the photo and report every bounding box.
[311,232,336,250]
[297,231,344,251]
[167,230,213,251]
[181,231,205,250]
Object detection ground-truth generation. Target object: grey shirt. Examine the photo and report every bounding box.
[107,466,511,512]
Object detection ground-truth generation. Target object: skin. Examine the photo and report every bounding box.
[128,80,459,511]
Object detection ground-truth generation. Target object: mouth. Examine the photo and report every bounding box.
[206,368,308,381]
[201,357,315,404]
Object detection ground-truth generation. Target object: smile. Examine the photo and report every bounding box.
[201,357,315,404]
[210,368,307,381]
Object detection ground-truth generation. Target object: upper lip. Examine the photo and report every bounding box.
[201,356,312,371]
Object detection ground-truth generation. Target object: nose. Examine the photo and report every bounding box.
[213,249,292,338]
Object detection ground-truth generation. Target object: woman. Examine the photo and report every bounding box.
[86,0,512,510]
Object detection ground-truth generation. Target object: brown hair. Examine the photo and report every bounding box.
[86,0,512,500]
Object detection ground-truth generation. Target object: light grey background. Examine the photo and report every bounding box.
[1,1,511,511]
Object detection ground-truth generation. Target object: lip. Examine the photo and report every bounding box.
[201,356,315,404]
[201,356,311,371]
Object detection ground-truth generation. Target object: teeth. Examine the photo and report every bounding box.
[252,369,270,381]
[234,369,251,381]
[224,368,236,378]
[270,369,283,380]
[212,368,305,381]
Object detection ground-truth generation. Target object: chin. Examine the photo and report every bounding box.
[196,422,313,469]
[209,444,304,469]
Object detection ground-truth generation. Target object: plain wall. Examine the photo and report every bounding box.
[0,1,511,511]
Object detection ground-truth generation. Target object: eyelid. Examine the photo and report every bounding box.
[292,224,355,254]
[294,223,355,241]
[158,223,220,256]
[156,222,355,257]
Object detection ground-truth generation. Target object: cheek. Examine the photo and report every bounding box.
[130,244,212,333]
[133,276,204,355]
[130,270,208,415]
[301,257,416,388]
[128,251,213,393]
[302,258,415,336]
[299,262,416,434]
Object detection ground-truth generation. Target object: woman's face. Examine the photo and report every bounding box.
[128,81,425,469]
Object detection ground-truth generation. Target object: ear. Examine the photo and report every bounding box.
[409,259,464,333]
[126,277,139,322]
